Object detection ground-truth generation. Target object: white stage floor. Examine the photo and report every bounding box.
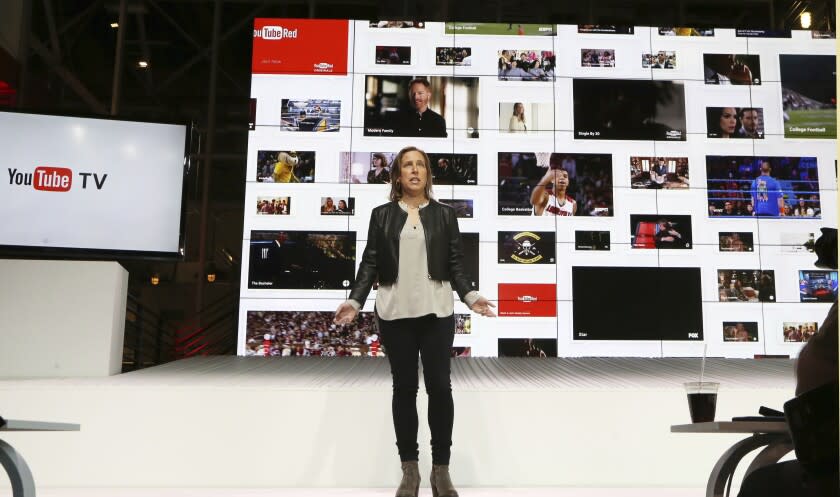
[114,355,795,388]
[0,357,796,492]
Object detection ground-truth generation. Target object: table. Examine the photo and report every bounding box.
[671,421,793,497]
[0,419,81,497]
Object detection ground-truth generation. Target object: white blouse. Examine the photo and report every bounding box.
[345,202,480,318]
[375,219,456,320]
[508,116,527,132]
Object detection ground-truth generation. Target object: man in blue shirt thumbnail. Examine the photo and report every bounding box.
[751,161,785,216]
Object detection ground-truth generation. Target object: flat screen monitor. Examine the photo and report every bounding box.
[0,110,190,258]
[573,79,686,141]
[572,266,703,341]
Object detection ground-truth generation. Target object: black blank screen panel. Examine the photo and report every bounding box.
[572,266,703,341]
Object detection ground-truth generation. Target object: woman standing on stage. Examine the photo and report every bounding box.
[334,145,496,497]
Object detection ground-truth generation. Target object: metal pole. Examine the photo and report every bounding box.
[678,0,686,26]
[155,315,164,363]
[17,0,33,108]
[29,37,109,114]
[195,0,222,321]
[153,3,264,94]
[58,1,101,38]
[42,0,62,59]
[110,0,128,115]
[133,306,143,370]
[145,0,245,93]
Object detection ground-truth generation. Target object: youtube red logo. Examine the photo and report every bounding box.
[33,166,72,192]
[8,167,107,191]
[252,19,348,75]
[498,283,557,317]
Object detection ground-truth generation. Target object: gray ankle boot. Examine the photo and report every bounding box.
[430,464,459,497]
[395,460,420,497]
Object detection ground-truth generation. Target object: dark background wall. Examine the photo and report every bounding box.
[0,0,833,346]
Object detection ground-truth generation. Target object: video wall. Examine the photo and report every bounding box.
[240,20,837,359]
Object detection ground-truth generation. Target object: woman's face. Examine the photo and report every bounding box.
[338,200,347,209]
[719,107,737,136]
[514,103,524,116]
[372,156,382,168]
[398,150,428,197]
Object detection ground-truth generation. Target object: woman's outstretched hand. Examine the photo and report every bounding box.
[470,296,497,317]
[334,301,359,325]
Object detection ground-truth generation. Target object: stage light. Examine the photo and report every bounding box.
[206,272,217,283]
[110,22,119,28]
[138,60,149,69]
[800,11,812,29]
[150,274,160,285]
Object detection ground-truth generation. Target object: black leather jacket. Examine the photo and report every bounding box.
[349,200,472,306]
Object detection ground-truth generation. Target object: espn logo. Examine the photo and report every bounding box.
[33,166,72,192]
[254,26,298,40]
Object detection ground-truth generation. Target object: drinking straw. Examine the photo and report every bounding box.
[699,344,707,384]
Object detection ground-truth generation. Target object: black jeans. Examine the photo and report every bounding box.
[377,313,455,465]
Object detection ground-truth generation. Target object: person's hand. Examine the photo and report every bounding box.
[728,63,753,84]
[540,167,556,185]
[470,297,497,317]
[334,301,359,325]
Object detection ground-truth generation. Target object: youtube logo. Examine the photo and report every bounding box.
[252,19,348,75]
[498,283,557,317]
[8,167,107,192]
[33,166,73,192]
[255,25,298,40]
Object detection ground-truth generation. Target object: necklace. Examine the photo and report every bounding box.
[399,200,427,210]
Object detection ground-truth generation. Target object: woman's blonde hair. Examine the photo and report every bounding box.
[389,146,434,202]
[513,102,525,122]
